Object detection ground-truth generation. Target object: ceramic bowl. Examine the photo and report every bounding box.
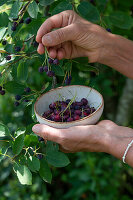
[34,85,104,129]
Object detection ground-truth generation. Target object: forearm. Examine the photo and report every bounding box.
[99,33,133,79]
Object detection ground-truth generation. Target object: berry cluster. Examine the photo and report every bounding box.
[0,86,5,96]
[42,98,96,123]
[11,17,32,32]
[65,75,72,85]
[14,87,31,107]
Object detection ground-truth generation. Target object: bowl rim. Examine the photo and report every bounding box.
[34,85,104,124]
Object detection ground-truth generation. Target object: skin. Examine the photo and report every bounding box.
[32,10,133,167]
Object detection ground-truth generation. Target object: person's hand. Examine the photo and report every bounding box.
[36,10,112,63]
[32,120,133,167]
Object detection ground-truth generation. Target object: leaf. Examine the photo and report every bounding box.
[13,134,24,155]
[0,0,8,6]
[52,65,65,76]
[0,27,7,40]
[17,62,28,81]
[0,123,10,137]
[14,127,26,138]
[51,1,73,15]
[0,147,8,162]
[9,0,20,19]
[73,57,89,64]
[39,0,54,6]
[0,12,9,27]
[46,151,70,167]
[109,11,133,29]
[28,1,39,19]
[4,81,25,95]
[27,156,40,172]
[39,159,52,183]
[77,1,100,23]
[46,141,59,153]
[14,163,32,185]
[24,135,38,147]
[5,44,14,54]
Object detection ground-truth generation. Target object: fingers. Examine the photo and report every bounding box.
[37,43,45,54]
[41,24,76,47]
[36,13,63,43]
[32,124,64,143]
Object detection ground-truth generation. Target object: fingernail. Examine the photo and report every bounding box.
[43,35,53,45]
[32,125,41,134]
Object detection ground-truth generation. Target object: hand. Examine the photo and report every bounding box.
[36,10,111,63]
[32,120,133,167]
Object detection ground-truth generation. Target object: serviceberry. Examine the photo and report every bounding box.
[23,99,29,102]
[25,17,31,24]
[53,59,59,65]
[106,28,111,32]
[15,95,21,101]
[0,86,2,91]
[14,101,20,106]
[33,41,38,48]
[46,71,55,77]
[38,66,44,73]
[13,22,18,27]
[37,154,43,160]
[13,17,19,21]
[67,117,73,122]
[11,26,17,31]
[0,90,5,95]
[24,87,31,93]
[19,18,24,24]
[81,98,88,106]
[43,66,48,72]
[48,58,53,64]
[2,40,7,45]
[38,136,44,142]
[15,46,21,52]
[6,55,11,61]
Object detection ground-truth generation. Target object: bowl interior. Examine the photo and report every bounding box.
[35,85,103,118]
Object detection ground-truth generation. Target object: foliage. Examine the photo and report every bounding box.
[0,0,133,199]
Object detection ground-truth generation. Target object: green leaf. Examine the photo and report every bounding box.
[0,0,8,6]
[46,151,70,167]
[109,11,133,29]
[77,1,100,23]
[24,135,38,147]
[17,62,28,82]
[14,127,26,138]
[39,0,54,6]
[73,57,89,64]
[28,1,39,19]
[14,163,32,185]
[27,156,40,172]
[0,123,10,137]
[52,65,65,76]
[13,134,24,155]
[0,147,8,162]
[0,12,9,27]
[46,141,59,153]
[39,159,52,183]
[51,1,73,15]
[9,0,20,19]
[4,81,25,95]
[0,27,7,40]
[5,44,14,54]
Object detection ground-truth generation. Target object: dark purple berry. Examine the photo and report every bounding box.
[19,18,24,24]
[0,86,2,91]
[6,55,11,60]
[46,71,55,77]
[43,66,48,72]
[13,17,19,21]
[75,110,81,116]
[15,95,21,101]
[33,41,38,48]
[74,115,80,121]
[74,105,80,110]
[66,99,71,104]
[24,87,31,93]
[37,154,43,160]
[0,90,5,95]
[67,117,73,122]
[83,112,88,117]
[13,22,18,27]
[15,46,21,52]
[106,28,111,33]
[54,114,61,122]
[65,75,72,85]
[2,40,7,45]
[38,66,44,73]
[25,17,31,24]
[48,58,53,64]
[68,75,72,81]
[38,136,44,142]
[23,99,29,102]
[53,59,59,65]
[81,98,88,106]
[14,101,20,106]
[11,26,16,31]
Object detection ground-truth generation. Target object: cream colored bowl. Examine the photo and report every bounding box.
[34,85,104,129]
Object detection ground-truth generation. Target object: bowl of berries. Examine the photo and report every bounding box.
[34,85,104,128]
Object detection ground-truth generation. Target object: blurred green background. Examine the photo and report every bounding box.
[0,0,133,199]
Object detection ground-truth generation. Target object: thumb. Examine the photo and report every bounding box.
[32,124,62,143]
[42,24,76,47]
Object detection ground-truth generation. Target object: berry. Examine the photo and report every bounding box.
[0,90,5,95]
[13,22,18,27]
[48,58,53,64]
[53,59,59,65]
[37,154,43,160]
[15,95,21,101]
[15,46,21,52]
[25,17,31,24]
[49,102,56,110]
[74,115,80,121]
[33,41,38,48]
[23,99,29,102]
[43,66,48,72]
[67,117,73,122]
[75,110,81,116]
[38,136,44,142]
[24,87,31,93]
[19,18,24,24]
[46,71,55,77]
[6,55,11,61]
[13,17,19,21]
[83,112,88,117]
[74,105,80,110]
[106,28,111,33]
[38,66,44,73]
[65,75,72,85]
[0,86,2,91]
[2,40,7,45]
[11,26,16,31]
[14,101,20,106]
[81,98,88,106]
[54,114,61,122]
